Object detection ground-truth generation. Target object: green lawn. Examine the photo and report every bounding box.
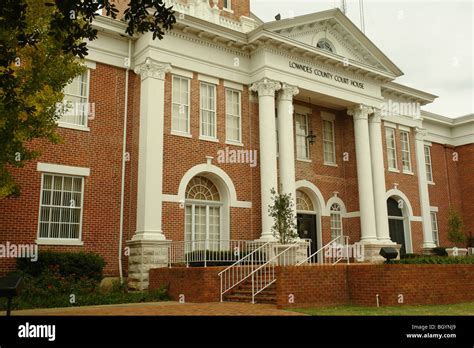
[288,302,474,316]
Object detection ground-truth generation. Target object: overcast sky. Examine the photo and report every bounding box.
[251,0,473,118]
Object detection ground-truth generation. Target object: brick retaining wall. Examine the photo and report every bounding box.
[276,264,474,308]
[149,267,226,303]
[149,264,474,309]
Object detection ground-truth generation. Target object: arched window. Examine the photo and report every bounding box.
[330,203,343,241]
[316,39,335,53]
[296,190,314,212]
[185,176,221,247]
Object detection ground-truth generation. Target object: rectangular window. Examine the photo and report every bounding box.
[172,75,190,134]
[225,89,241,143]
[323,120,336,164]
[400,131,412,172]
[295,113,309,160]
[223,0,231,9]
[330,213,343,241]
[385,127,397,170]
[200,83,217,139]
[38,174,83,241]
[61,70,90,127]
[430,212,439,246]
[424,145,433,182]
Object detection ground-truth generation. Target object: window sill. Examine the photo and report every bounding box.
[297,158,312,163]
[199,136,219,143]
[58,123,90,132]
[324,162,338,167]
[223,8,234,14]
[36,238,84,246]
[403,170,414,175]
[388,168,400,173]
[428,181,435,185]
[225,140,244,147]
[171,131,192,138]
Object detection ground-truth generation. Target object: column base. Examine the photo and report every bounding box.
[127,238,171,291]
[355,243,402,263]
[132,230,166,241]
[422,242,437,249]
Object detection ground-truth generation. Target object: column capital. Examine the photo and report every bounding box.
[277,83,299,101]
[415,127,428,141]
[369,109,383,124]
[250,78,281,97]
[347,104,374,120]
[134,58,172,81]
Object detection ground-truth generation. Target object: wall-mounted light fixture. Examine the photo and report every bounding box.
[306,130,316,145]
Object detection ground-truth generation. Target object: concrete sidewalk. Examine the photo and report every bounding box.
[3,301,306,316]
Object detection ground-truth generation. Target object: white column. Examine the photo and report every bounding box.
[368,111,392,243]
[277,83,299,206]
[415,127,436,249]
[132,58,171,241]
[250,78,281,241]
[347,105,378,243]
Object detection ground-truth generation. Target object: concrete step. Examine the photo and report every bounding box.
[224,294,276,304]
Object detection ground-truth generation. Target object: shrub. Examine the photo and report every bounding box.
[432,247,448,257]
[16,251,105,281]
[392,256,474,264]
[400,253,424,259]
[1,267,169,310]
[447,207,466,246]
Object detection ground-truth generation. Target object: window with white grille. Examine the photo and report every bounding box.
[295,113,309,160]
[172,75,190,134]
[385,127,398,170]
[400,131,412,172]
[424,145,433,182]
[61,70,90,127]
[330,203,343,241]
[200,83,217,139]
[38,174,83,240]
[430,211,439,246]
[225,89,241,143]
[323,119,336,164]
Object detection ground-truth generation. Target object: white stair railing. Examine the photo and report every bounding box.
[296,235,350,265]
[218,241,274,302]
[250,243,301,303]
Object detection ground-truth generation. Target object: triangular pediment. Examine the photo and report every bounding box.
[262,9,403,76]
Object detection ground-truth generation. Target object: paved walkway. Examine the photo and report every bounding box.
[5,302,306,316]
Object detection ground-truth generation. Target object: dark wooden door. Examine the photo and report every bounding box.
[297,214,317,257]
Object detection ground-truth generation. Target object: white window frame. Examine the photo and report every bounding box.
[223,0,233,11]
[36,173,85,246]
[59,69,91,131]
[225,88,242,144]
[185,202,222,251]
[424,145,434,183]
[322,119,336,165]
[385,127,398,171]
[430,211,439,246]
[330,203,343,241]
[171,75,191,136]
[400,130,412,173]
[199,82,217,140]
[295,113,310,161]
